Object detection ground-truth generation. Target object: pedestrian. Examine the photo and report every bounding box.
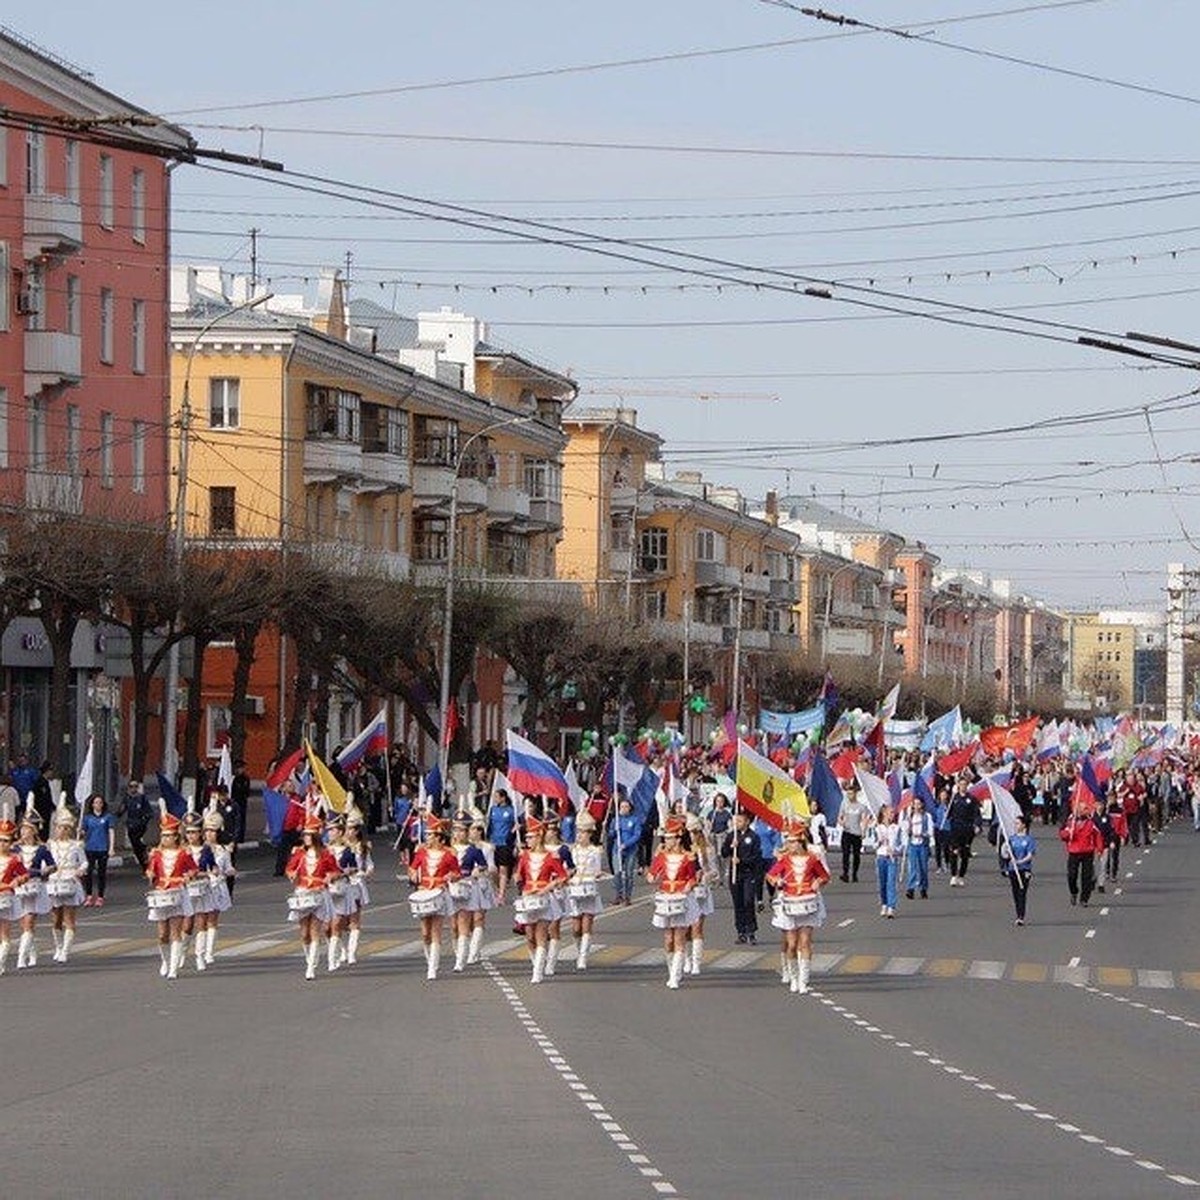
[837,780,868,883]
[145,806,198,981]
[902,794,933,899]
[1001,814,1036,925]
[118,780,153,871]
[9,754,37,803]
[607,797,642,906]
[324,816,354,973]
[873,805,901,918]
[647,816,699,990]
[1102,795,1128,886]
[541,816,574,978]
[1190,773,1200,833]
[342,813,373,967]
[230,759,251,844]
[721,809,763,944]
[753,815,780,912]
[765,818,830,995]
[946,779,979,887]
[31,762,55,833]
[449,815,488,974]
[46,806,86,963]
[485,789,517,903]
[286,811,341,982]
[932,786,952,874]
[565,812,603,971]
[199,809,235,966]
[709,792,733,883]
[181,814,214,973]
[80,794,116,907]
[1059,800,1105,907]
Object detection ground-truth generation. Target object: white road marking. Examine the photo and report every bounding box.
[1068,956,1081,968]
[1085,930,1096,940]
[837,918,855,928]
[1100,908,1110,916]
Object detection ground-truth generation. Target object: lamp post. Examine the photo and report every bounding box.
[436,414,532,802]
[821,559,860,660]
[163,291,272,783]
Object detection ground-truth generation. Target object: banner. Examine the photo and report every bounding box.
[759,704,825,738]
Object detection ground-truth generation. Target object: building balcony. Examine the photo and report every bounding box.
[412,462,455,510]
[24,330,81,395]
[24,193,83,258]
[412,560,448,588]
[486,482,531,525]
[25,469,82,515]
[304,541,410,580]
[609,547,639,578]
[360,450,410,492]
[769,630,801,654]
[769,576,796,602]
[742,571,771,596]
[610,483,638,512]
[694,560,738,591]
[528,496,563,529]
[303,437,362,484]
[647,618,725,646]
[740,628,771,651]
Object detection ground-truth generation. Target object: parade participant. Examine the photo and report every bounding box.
[449,816,488,973]
[873,804,902,918]
[0,811,29,975]
[566,812,604,971]
[1059,799,1106,907]
[80,794,116,907]
[837,780,868,883]
[285,811,341,981]
[946,778,979,886]
[721,809,762,945]
[181,813,216,972]
[325,816,354,973]
[465,820,497,965]
[198,809,235,966]
[932,786,952,874]
[709,794,733,885]
[765,818,831,995]
[607,795,642,907]
[117,780,153,871]
[46,806,87,963]
[514,815,568,985]
[542,816,575,977]
[15,805,53,970]
[1102,794,1129,889]
[684,814,717,976]
[752,815,781,913]
[343,813,374,966]
[485,789,517,903]
[210,785,240,897]
[407,815,460,981]
[902,794,933,900]
[647,816,699,990]
[1002,814,1036,926]
[145,804,198,981]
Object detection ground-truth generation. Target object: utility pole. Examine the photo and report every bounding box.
[249,227,259,290]
[731,567,745,726]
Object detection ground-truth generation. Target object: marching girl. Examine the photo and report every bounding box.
[182,814,216,972]
[285,811,342,981]
[765,818,831,995]
[343,813,374,967]
[145,805,198,981]
[646,816,699,990]
[199,809,235,966]
[542,816,575,978]
[465,820,496,965]
[407,815,461,981]
[449,816,488,973]
[566,811,604,971]
[684,814,717,977]
[0,812,29,975]
[47,806,87,963]
[15,805,54,970]
[325,816,354,972]
[514,815,568,985]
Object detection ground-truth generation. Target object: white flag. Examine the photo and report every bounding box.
[852,764,892,818]
[987,778,1024,867]
[74,737,95,807]
[218,744,235,793]
[564,763,588,813]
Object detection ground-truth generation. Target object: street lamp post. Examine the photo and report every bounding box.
[436,414,532,804]
[821,559,859,660]
[164,292,272,783]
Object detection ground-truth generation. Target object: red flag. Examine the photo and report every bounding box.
[937,741,978,776]
[980,718,1038,759]
[266,746,305,790]
[864,719,886,776]
[829,746,863,781]
[442,698,460,749]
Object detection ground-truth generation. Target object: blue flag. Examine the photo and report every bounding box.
[808,751,844,825]
[156,772,188,819]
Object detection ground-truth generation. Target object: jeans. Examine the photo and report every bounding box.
[906,843,929,894]
[1104,840,1121,881]
[85,850,108,898]
[840,833,862,881]
[1067,852,1096,902]
[876,856,898,909]
[612,848,637,902]
[1008,869,1031,920]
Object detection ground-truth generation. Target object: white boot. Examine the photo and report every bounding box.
[167,939,182,980]
[453,933,468,972]
[692,937,704,976]
[682,941,693,975]
[782,956,794,988]
[205,927,217,964]
[467,925,484,965]
[427,941,441,980]
[194,934,207,972]
[61,929,74,963]
[797,957,810,995]
[667,950,685,989]
[304,940,318,980]
[27,934,36,968]
[576,932,591,971]
[346,928,360,965]
[159,944,170,977]
[780,952,789,983]
[546,937,560,977]
[531,945,546,984]
[0,940,7,975]
[789,956,801,993]
[52,929,63,963]
[327,934,342,973]
[16,931,32,970]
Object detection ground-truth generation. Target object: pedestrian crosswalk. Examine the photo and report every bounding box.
[29,933,1200,991]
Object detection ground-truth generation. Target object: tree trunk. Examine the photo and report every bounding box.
[228,623,258,764]
[284,645,313,754]
[41,608,78,776]
[181,634,210,780]
[128,625,150,785]
[313,673,331,754]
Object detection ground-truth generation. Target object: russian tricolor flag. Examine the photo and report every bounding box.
[336,706,389,772]
[505,730,570,803]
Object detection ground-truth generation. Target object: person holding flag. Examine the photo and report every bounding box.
[486,788,518,903]
[1001,813,1036,925]
[1059,797,1106,907]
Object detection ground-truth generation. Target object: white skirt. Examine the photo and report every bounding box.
[475,877,496,912]
[287,891,334,924]
[651,892,700,929]
[564,881,604,918]
[146,891,194,922]
[328,881,356,918]
[48,879,85,908]
[770,893,827,931]
[187,879,217,916]
[350,877,371,909]
[692,882,715,918]
[18,881,51,917]
[449,877,481,913]
[209,879,232,913]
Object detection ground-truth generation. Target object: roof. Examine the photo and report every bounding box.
[347,297,419,352]
[774,494,905,541]
[476,340,576,395]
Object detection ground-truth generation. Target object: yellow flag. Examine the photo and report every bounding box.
[735,740,809,829]
[305,740,347,813]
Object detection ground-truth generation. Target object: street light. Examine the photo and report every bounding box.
[436,413,532,802]
[821,559,860,659]
[164,291,273,783]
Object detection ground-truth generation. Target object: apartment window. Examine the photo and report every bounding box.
[414,516,449,562]
[413,415,458,464]
[131,169,146,242]
[25,262,44,331]
[694,528,726,563]
[132,420,146,494]
[640,527,669,574]
[66,405,81,476]
[64,140,79,202]
[643,590,667,621]
[1114,632,1122,643]
[0,242,8,330]
[99,154,114,228]
[386,409,408,455]
[305,383,360,442]
[0,127,6,186]
[25,131,44,195]
[99,288,114,363]
[65,274,80,335]
[524,458,561,501]
[210,486,236,535]
[28,398,46,469]
[208,377,240,429]
[131,299,145,373]
[0,387,7,468]
[100,412,114,487]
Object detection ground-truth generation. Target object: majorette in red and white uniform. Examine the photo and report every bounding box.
[0,817,29,976]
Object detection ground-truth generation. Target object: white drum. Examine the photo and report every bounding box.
[147,888,184,911]
[0,893,14,916]
[46,878,78,900]
[186,879,211,901]
[653,892,688,919]
[287,889,323,913]
[692,883,710,905]
[513,891,551,920]
[568,879,597,900]
[14,880,40,898]
[409,887,445,917]
[782,894,821,918]
[326,877,348,898]
[448,878,473,901]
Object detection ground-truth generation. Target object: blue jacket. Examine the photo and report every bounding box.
[608,813,643,857]
[1004,832,1036,874]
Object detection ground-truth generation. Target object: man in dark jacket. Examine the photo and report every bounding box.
[947,779,980,886]
[722,811,763,944]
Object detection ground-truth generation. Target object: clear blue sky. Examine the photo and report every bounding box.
[9,0,1200,609]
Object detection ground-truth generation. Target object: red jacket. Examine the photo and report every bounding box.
[647,851,698,894]
[285,846,342,889]
[409,847,461,891]
[515,849,568,893]
[1060,816,1105,855]
[766,852,831,896]
[0,854,29,892]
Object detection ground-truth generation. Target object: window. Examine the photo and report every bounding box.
[205,704,232,758]
[413,415,457,464]
[64,140,79,202]
[0,388,7,468]
[209,378,239,429]
[305,383,360,442]
[1114,632,1122,643]
[27,398,46,469]
[65,275,79,335]
[99,288,114,363]
[694,528,726,563]
[66,405,80,476]
[210,486,236,535]
[524,458,561,500]
[386,409,408,455]
[25,262,43,331]
[131,299,145,373]
[100,412,114,487]
[0,127,6,186]
[414,516,449,562]
[643,590,667,621]
[640,527,669,574]
[0,242,8,330]
[99,154,114,228]
[132,421,145,494]
[131,169,145,242]
[25,131,43,195]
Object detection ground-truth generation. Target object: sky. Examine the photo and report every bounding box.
[9,0,1200,611]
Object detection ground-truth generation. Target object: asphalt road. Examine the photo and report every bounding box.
[2,820,1198,1199]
